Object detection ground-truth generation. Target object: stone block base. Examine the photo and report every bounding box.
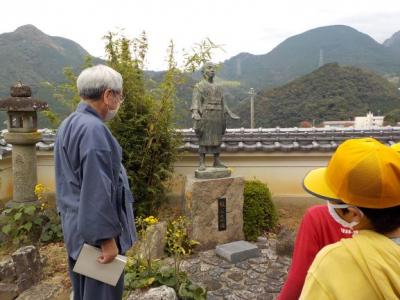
[216,240,260,263]
[194,167,231,179]
[184,176,244,251]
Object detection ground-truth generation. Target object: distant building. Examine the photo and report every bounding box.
[323,112,384,129]
[354,112,384,129]
[323,120,354,128]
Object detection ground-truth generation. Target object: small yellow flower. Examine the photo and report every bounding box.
[144,216,159,225]
[34,183,48,201]
[126,257,134,268]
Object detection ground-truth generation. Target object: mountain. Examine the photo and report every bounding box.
[235,63,400,128]
[219,25,400,89]
[383,31,400,53]
[1,24,400,129]
[0,24,100,95]
[0,25,103,128]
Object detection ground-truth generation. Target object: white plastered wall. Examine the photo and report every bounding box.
[1,150,331,209]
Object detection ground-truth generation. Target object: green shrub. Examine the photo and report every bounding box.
[124,257,206,300]
[1,204,42,246]
[243,180,278,241]
[0,184,63,248]
[125,215,204,299]
[40,209,63,243]
[165,216,199,257]
[0,204,62,247]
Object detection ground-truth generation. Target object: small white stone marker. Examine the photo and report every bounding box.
[216,240,260,263]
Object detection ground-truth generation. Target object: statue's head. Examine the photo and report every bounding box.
[201,62,215,81]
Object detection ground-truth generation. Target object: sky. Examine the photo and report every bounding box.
[1,0,400,70]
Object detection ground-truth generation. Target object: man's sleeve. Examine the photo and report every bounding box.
[190,85,200,112]
[77,148,122,244]
[277,210,321,300]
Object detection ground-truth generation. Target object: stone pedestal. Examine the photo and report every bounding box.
[4,132,41,206]
[184,175,244,250]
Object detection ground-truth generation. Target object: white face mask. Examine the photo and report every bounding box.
[327,201,363,229]
[104,103,120,121]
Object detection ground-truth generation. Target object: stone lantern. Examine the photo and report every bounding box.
[0,82,48,206]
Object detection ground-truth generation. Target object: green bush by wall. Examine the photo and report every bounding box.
[243,180,278,241]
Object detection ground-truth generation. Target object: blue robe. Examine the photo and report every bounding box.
[55,103,136,299]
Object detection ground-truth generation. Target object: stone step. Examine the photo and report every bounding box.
[216,240,260,263]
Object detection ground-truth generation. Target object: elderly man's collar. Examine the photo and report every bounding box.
[77,102,102,120]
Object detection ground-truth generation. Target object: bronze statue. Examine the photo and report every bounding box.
[191,62,239,171]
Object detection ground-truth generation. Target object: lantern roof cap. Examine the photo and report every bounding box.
[0,82,48,112]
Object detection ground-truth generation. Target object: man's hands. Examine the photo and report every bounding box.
[229,112,240,120]
[97,238,118,264]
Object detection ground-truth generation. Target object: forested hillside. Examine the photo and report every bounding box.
[236,63,400,127]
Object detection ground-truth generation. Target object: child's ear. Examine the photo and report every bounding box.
[347,207,363,222]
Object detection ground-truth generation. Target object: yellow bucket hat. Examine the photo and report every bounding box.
[303,138,400,208]
[391,143,400,152]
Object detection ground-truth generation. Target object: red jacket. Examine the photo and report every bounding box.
[277,205,353,300]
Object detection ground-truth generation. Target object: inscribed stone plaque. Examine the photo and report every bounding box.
[218,197,227,231]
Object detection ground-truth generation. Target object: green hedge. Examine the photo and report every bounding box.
[243,180,278,241]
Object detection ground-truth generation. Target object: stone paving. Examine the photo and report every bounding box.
[1,237,291,300]
[177,238,291,300]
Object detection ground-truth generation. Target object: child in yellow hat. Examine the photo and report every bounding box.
[300,138,400,300]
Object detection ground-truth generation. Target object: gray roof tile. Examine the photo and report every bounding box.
[0,127,400,159]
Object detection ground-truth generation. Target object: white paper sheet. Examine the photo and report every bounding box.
[73,243,127,286]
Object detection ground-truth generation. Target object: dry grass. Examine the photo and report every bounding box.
[277,207,304,230]
[40,242,71,289]
[0,243,13,261]
[155,198,183,221]
[274,197,325,232]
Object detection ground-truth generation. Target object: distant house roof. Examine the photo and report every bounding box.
[1,127,400,159]
[323,121,354,125]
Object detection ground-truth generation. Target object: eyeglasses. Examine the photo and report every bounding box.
[112,90,125,103]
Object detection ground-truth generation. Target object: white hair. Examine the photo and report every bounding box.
[77,64,123,100]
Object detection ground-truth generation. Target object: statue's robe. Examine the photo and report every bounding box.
[191,79,226,154]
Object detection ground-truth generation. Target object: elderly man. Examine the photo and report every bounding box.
[191,62,239,170]
[55,65,136,300]
[299,138,400,299]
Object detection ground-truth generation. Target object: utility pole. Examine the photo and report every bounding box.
[248,88,256,128]
[318,48,324,68]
